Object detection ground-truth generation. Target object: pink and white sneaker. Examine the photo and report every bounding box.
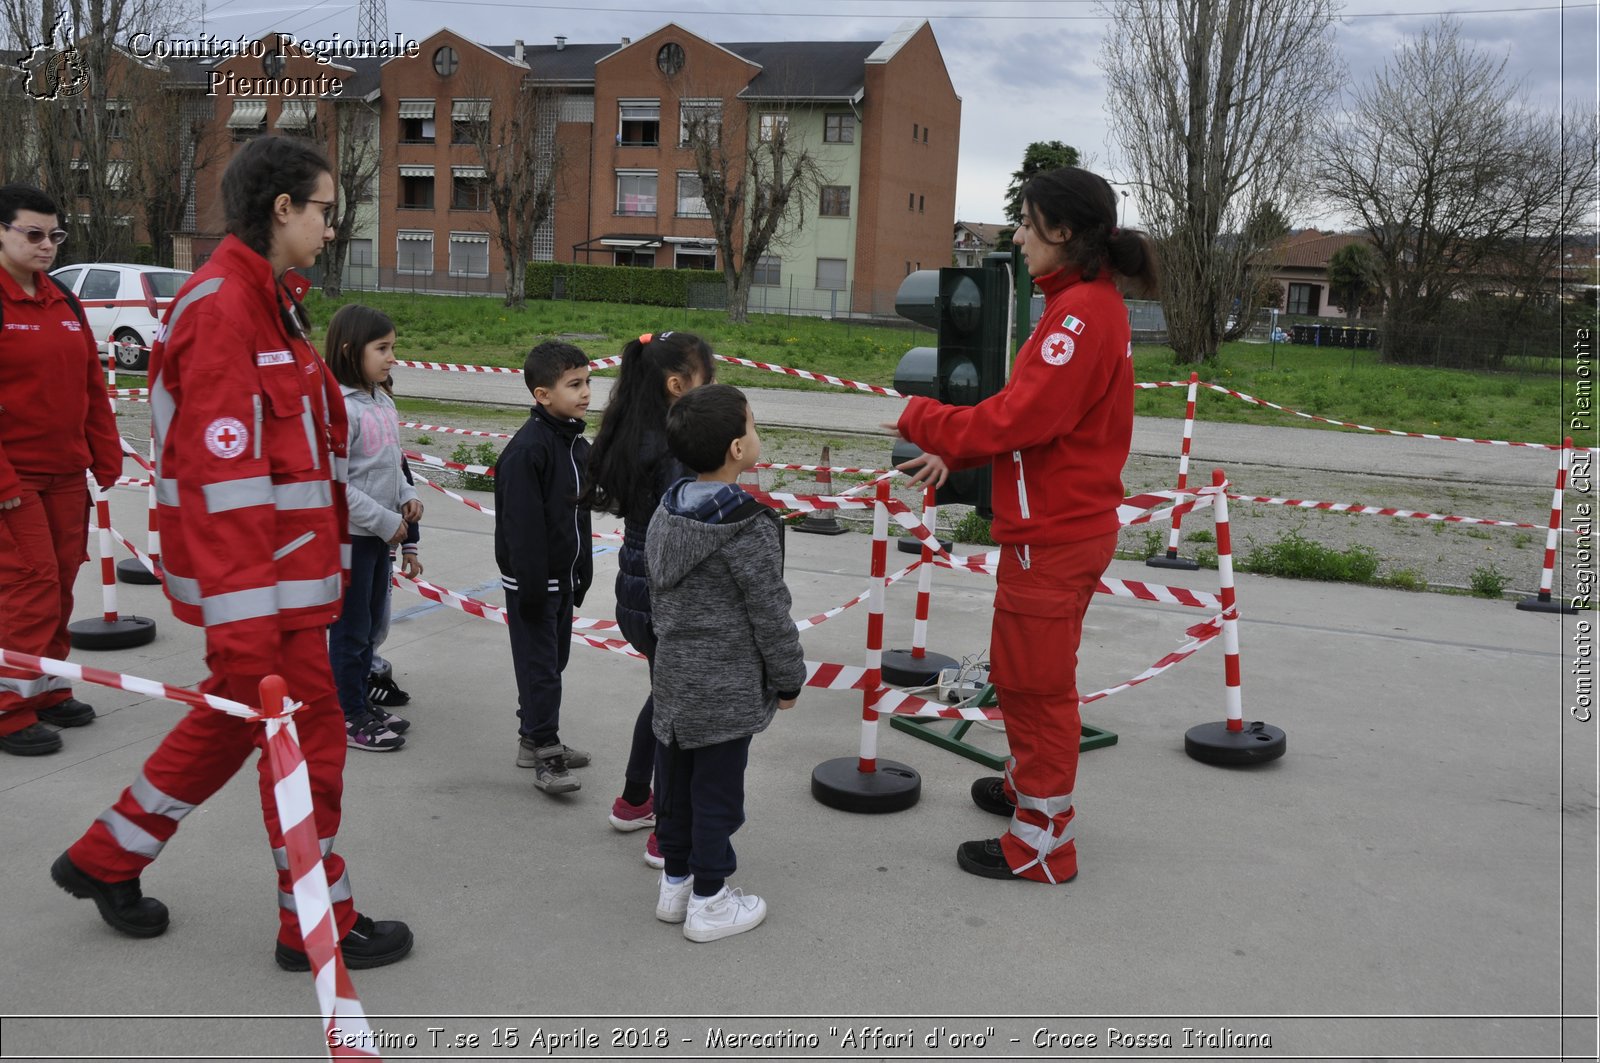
[608,793,655,832]
[643,831,665,870]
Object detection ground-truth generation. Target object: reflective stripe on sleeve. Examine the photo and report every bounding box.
[203,476,275,514]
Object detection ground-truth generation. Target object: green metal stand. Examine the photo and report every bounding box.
[888,682,1117,769]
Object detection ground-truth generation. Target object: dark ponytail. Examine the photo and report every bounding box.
[1020,166,1160,298]
[580,330,716,519]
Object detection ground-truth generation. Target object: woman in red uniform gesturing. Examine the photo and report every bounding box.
[891,167,1158,884]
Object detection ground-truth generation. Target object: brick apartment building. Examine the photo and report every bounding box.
[6,20,960,317]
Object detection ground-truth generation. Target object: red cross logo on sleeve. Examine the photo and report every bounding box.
[204,417,249,459]
[1041,331,1076,366]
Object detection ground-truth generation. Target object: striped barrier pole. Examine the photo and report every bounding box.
[881,483,959,687]
[257,677,383,1061]
[793,445,848,536]
[1183,469,1285,766]
[1148,371,1201,571]
[810,479,922,812]
[68,482,156,651]
[1517,437,1579,614]
[118,438,162,586]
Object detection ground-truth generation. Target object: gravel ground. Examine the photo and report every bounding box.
[111,399,1585,603]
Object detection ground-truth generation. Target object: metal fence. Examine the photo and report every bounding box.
[302,264,510,297]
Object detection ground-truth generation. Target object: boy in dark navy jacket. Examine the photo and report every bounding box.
[495,342,594,793]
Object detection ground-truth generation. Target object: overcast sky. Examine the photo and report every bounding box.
[203,0,1599,231]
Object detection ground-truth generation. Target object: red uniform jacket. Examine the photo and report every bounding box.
[149,235,350,681]
[898,265,1133,546]
[0,268,120,498]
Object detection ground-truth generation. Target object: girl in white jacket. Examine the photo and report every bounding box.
[325,303,420,751]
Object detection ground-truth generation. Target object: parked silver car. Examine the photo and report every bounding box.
[49,263,191,371]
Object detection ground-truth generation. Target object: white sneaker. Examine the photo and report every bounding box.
[683,886,766,943]
[655,872,691,923]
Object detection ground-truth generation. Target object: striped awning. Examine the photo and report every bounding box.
[397,231,433,242]
[225,100,267,129]
[398,165,434,178]
[275,100,316,130]
[451,98,490,121]
[448,231,489,244]
[397,99,435,119]
[451,165,486,179]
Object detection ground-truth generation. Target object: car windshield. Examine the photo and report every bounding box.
[145,272,188,298]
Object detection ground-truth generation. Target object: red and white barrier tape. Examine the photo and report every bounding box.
[1080,610,1232,705]
[712,353,904,398]
[400,422,512,440]
[402,449,494,478]
[108,525,162,579]
[394,360,522,375]
[413,473,494,516]
[393,573,506,623]
[0,647,255,720]
[1200,382,1563,451]
[109,387,151,400]
[119,436,155,473]
[754,462,894,477]
[113,476,152,488]
[1226,492,1562,531]
[794,561,923,632]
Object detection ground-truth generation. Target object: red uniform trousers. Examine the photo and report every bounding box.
[988,531,1118,883]
[0,472,90,735]
[67,627,357,947]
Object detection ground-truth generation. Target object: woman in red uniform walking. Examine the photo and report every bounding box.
[54,137,413,969]
[892,166,1158,883]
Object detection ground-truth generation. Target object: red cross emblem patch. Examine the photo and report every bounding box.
[204,417,248,459]
[1041,331,1076,366]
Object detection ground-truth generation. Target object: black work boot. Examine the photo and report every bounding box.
[275,913,414,971]
[0,723,63,756]
[51,852,169,937]
[38,698,96,728]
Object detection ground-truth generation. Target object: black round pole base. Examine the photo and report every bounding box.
[1184,720,1286,767]
[794,514,850,536]
[1146,552,1200,571]
[898,536,953,555]
[1517,594,1579,614]
[115,557,161,585]
[880,648,960,689]
[811,756,921,813]
[68,615,157,651]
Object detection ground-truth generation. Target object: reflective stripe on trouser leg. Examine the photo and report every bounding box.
[278,868,353,912]
[1004,759,1074,884]
[82,770,203,866]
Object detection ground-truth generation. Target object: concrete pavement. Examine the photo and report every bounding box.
[0,478,1594,1060]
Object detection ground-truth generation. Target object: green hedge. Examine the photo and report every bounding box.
[526,262,709,307]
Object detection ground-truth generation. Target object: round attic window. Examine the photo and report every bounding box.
[657,42,685,77]
[433,45,459,77]
[262,37,287,78]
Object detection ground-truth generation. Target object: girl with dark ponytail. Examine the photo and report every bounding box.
[890,165,1159,886]
[580,330,716,867]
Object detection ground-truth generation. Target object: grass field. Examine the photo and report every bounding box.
[306,289,1569,445]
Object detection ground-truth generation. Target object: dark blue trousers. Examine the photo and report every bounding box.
[654,735,751,894]
[328,534,390,724]
[505,585,573,747]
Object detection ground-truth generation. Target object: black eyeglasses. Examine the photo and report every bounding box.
[302,198,338,228]
[1,221,68,246]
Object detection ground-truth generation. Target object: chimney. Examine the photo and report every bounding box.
[554,35,566,50]
[514,39,524,61]
[621,37,630,46]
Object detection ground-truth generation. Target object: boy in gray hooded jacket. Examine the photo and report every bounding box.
[647,384,806,942]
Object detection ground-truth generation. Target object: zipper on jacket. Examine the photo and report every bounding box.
[273,530,315,560]
[251,395,262,460]
[567,435,581,592]
[1013,449,1032,519]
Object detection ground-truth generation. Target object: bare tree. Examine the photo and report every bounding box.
[1101,0,1341,363]
[309,99,381,298]
[459,74,560,308]
[681,102,824,324]
[120,70,222,266]
[4,0,195,261]
[1314,19,1598,362]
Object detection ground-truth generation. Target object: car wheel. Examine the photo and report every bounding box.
[112,329,148,372]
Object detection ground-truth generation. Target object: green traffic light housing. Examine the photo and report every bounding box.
[890,255,1014,516]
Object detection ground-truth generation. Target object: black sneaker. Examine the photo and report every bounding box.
[970,777,1014,817]
[38,698,96,728]
[51,852,169,937]
[368,704,410,735]
[956,838,1019,880]
[346,716,404,752]
[367,673,411,707]
[0,722,63,756]
[275,913,414,971]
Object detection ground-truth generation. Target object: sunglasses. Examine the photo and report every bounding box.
[1,221,68,246]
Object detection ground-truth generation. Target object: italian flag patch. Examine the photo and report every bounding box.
[1061,314,1086,335]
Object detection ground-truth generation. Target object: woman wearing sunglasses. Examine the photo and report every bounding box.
[0,184,121,757]
[54,137,413,972]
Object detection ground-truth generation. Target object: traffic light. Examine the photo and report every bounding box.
[891,253,1013,516]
